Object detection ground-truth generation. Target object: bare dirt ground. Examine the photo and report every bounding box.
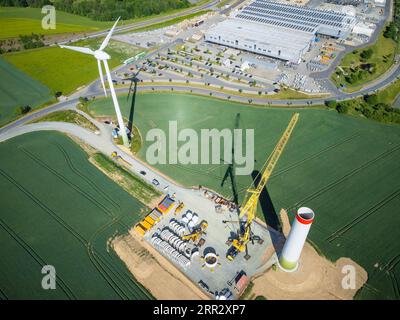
[251,209,368,300]
[112,230,210,300]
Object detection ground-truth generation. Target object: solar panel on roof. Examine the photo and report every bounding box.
[234,0,354,34]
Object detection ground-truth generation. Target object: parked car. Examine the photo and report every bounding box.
[152,179,160,186]
[140,170,146,176]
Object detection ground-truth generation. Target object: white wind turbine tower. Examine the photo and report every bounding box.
[59,17,129,147]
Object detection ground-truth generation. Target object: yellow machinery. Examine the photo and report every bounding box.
[182,220,208,243]
[111,151,118,158]
[174,202,185,215]
[226,113,299,261]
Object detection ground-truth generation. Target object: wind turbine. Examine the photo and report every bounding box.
[59,17,130,147]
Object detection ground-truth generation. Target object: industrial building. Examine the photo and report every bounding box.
[205,0,357,63]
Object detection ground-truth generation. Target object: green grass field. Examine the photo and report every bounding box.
[0,131,152,299]
[3,40,141,95]
[31,110,99,132]
[0,3,214,39]
[0,57,52,127]
[0,7,111,39]
[88,93,400,299]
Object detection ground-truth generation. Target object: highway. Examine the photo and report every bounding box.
[57,0,220,46]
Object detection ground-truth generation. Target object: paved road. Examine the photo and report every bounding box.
[310,0,392,81]
[0,58,398,137]
[56,0,220,46]
[1,0,398,134]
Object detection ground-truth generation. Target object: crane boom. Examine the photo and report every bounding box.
[240,113,299,222]
[226,113,299,261]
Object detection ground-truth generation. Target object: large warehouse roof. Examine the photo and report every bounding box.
[206,18,313,62]
[207,19,313,52]
[205,0,357,63]
[234,0,355,36]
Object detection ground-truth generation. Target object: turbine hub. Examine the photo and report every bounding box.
[94,50,110,60]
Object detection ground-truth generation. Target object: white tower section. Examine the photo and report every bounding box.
[278,207,315,272]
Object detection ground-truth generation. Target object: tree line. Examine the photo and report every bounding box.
[0,0,191,21]
[384,0,400,43]
[325,93,400,125]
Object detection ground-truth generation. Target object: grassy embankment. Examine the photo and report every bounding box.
[31,110,99,131]
[90,153,161,205]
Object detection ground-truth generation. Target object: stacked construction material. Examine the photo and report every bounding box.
[160,229,189,256]
[182,210,199,231]
[134,208,163,236]
[169,219,186,237]
[158,196,175,214]
[151,233,191,268]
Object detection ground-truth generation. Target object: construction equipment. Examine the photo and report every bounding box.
[174,201,185,215]
[111,151,118,158]
[226,113,299,261]
[182,220,208,243]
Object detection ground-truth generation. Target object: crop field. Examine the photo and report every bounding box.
[88,93,400,299]
[2,39,141,96]
[0,4,213,39]
[0,7,111,39]
[0,131,151,299]
[0,57,52,127]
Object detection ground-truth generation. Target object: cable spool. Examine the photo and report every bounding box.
[175,240,183,250]
[178,242,186,252]
[161,230,170,240]
[185,247,192,258]
[168,237,175,247]
[169,219,176,226]
[172,239,179,248]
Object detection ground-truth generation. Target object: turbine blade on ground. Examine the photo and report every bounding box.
[98,60,107,97]
[59,45,95,55]
[99,17,120,51]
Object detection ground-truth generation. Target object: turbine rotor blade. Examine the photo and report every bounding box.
[98,60,107,97]
[99,17,120,51]
[59,45,95,55]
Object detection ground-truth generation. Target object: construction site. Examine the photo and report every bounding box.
[131,114,303,299]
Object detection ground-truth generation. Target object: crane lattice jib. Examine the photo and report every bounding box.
[239,113,300,222]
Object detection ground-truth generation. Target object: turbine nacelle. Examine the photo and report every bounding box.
[94,50,111,61]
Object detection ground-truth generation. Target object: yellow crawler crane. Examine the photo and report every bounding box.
[226,113,299,261]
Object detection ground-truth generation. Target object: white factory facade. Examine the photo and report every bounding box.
[205,0,357,63]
